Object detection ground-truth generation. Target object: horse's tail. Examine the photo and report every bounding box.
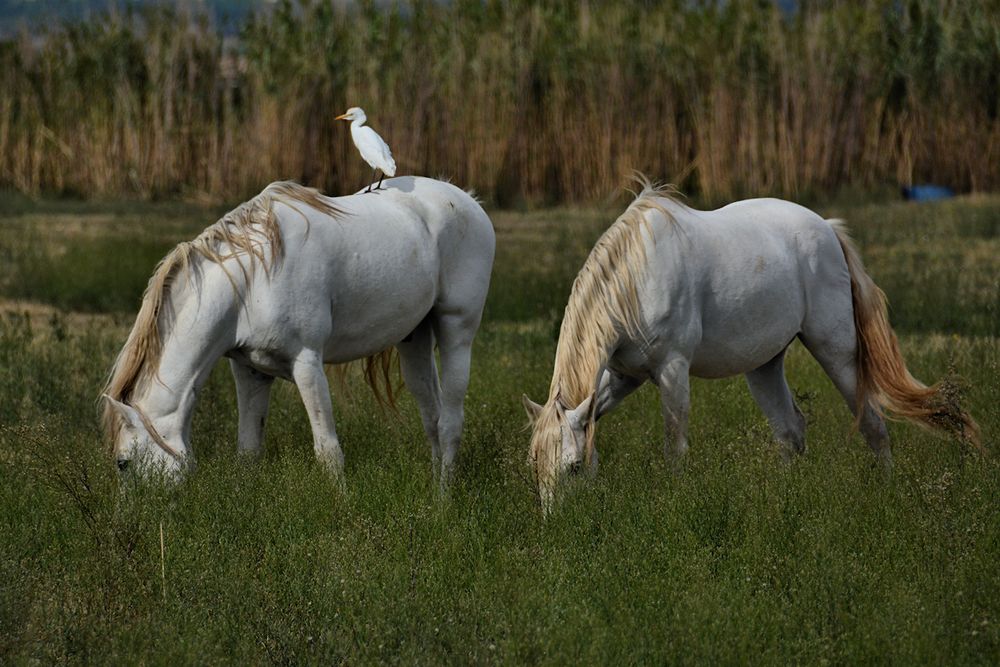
[829,221,981,449]
[330,348,401,412]
[361,348,400,411]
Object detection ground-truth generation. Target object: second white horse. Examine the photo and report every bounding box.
[523,180,979,510]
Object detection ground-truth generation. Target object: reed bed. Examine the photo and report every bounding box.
[0,0,997,204]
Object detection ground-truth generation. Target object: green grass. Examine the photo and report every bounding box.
[0,193,998,664]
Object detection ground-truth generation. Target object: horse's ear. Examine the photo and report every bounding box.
[565,394,594,430]
[522,394,543,423]
[102,394,141,430]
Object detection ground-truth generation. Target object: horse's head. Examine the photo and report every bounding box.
[523,393,598,514]
[102,395,187,480]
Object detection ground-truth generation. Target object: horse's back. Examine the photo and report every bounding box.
[640,197,850,378]
[349,176,495,319]
[336,176,494,264]
[273,176,492,287]
[237,177,493,366]
[650,196,846,290]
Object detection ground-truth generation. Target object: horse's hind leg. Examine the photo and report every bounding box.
[230,359,274,458]
[801,318,891,469]
[744,349,806,461]
[291,349,345,475]
[432,311,478,490]
[397,317,442,466]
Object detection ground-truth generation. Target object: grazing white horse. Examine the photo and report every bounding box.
[523,180,979,511]
[103,177,495,486]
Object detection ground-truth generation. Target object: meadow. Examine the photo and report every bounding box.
[0,188,997,664]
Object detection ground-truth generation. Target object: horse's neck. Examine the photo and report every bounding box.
[133,280,235,447]
[135,361,197,447]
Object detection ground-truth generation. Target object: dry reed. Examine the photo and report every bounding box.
[0,0,996,205]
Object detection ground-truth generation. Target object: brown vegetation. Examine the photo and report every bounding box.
[0,0,997,204]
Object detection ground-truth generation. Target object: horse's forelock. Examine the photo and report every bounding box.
[529,403,562,487]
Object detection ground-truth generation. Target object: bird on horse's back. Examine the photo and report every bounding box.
[337,106,396,193]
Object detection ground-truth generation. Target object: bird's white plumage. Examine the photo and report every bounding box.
[338,107,396,177]
[351,124,396,175]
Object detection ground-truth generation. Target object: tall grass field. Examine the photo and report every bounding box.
[0,189,997,663]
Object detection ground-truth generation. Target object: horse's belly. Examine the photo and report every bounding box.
[322,271,437,362]
[688,286,804,378]
[689,335,795,378]
[234,253,437,368]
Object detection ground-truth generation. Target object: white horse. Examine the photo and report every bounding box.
[523,180,979,510]
[103,177,495,486]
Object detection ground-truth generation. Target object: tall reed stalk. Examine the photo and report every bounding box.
[0,0,996,204]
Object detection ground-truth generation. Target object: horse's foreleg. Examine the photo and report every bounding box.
[744,349,806,461]
[433,313,477,491]
[397,319,442,468]
[230,359,274,459]
[291,349,345,475]
[594,368,644,420]
[656,356,691,469]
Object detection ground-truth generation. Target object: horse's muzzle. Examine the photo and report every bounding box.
[116,459,130,472]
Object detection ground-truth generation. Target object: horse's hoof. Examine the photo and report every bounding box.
[317,453,345,479]
[875,450,893,478]
[778,446,800,464]
[237,448,262,463]
[435,465,456,497]
[664,454,687,476]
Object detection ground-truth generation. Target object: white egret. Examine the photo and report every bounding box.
[335,107,396,193]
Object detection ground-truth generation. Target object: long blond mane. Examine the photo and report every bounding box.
[548,180,677,406]
[530,177,681,487]
[101,182,395,446]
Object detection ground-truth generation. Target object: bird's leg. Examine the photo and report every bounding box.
[365,167,376,193]
[377,171,385,190]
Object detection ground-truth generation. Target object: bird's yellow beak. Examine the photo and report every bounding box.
[335,113,350,121]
